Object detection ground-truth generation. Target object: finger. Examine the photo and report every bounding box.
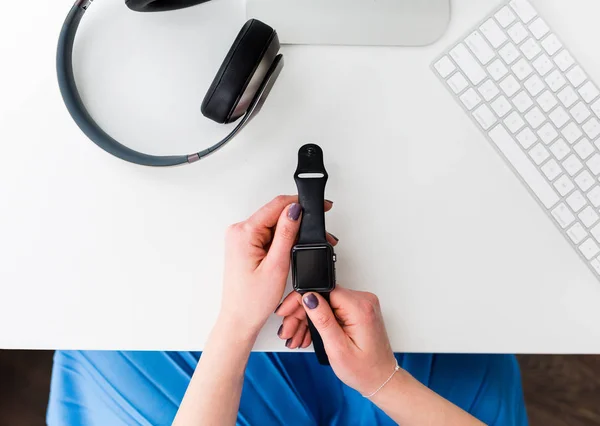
[261,203,302,276]
[300,328,312,348]
[286,323,308,349]
[302,292,347,349]
[326,232,339,247]
[278,316,301,340]
[275,292,303,317]
[328,286,363,311]
[248,196,333,229]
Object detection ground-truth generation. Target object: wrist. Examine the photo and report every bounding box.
[369,368,413,406]
[213,314,261,348]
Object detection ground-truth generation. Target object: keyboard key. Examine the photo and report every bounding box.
[566,190,587,212]
[487,59,509,81]
[528,17,549,39]
[499,42,520,65]
[500,75,521,97]
[512,58,533,80]
[562,154,583,176]
[541,158,562,180]
[553,49,575,72]
[529,143,550,165]
[478,79,500,101]
[465,31,496,65]
[545,70,567,92]
[520,38,541,60]
[536,90,558,113]
[550,139,570,160]
[524,75,545,97]
[513,90,534,113]
[591,257,600,273]
[568,222,588,244]
[505,111,525,133]
[579,207,599,228]
[489,125,559,208]
[516,127,538,149]
[532,54,554,76]
[593,100,600,118]
[541,34,562,55]
[587,153,600,175]
[537,122,558,144]
[491,95,512,117]
[447,72,468,94]
[579,81,600,103]
[460,88,482,110]
[550,108,571,130]
[495,6,517,28]
[554,174,575,196]
[591,224,600,243]
[480,19,508,48]
[525,106,545,128]
[566,66,587,88]
[587,186,600,207]
[549,106,570,128]
[557,86,578,108]
[579,238,600,259]
[473,105,497,130]
[573,138,594,160]
[435,56,457,78]
[575,170,595,191]
[450,44,487,85]
[561,122,583,144]
[552,203,575,228]
[507,22,528,44]
[510,0,537,23]
[583,118,600,139]
[570,102,591,124]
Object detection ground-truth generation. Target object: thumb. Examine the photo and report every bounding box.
[262,203,302,276]
[302,292,347,349]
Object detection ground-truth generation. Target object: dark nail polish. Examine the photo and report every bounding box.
[288,203,302,221]
[285,338,292,348]
[303,293,319,310]
[325,199,334,205]
[277,325,283,337]
[274,303,282,314]
[328,233,339,242]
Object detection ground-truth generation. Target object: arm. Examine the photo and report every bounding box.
[172,317,256,426]
[173,196,335,426]
[276,288,484,426]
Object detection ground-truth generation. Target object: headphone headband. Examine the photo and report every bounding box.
[57,1,283,167]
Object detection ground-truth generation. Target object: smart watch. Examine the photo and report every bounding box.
[292,144,336,365]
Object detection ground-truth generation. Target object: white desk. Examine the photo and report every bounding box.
[2,0,600,352]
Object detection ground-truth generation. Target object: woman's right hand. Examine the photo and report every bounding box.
[276,287,399,396]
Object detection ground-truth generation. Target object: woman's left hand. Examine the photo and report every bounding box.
[219,195,334,339]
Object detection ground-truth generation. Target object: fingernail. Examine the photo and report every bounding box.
[274,303,282,314]
[285,338,292,348]
[325,199,334,205]
[303,293,319,310]
[288,203,302,221]
[328,233,339,242]
[277,325,283,337]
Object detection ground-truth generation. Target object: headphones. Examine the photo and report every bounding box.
[57,0,284,167]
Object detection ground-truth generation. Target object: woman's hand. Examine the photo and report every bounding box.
[219,195,333,340]
[276,287,397,396]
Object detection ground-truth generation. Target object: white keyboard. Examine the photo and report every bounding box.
[433,0,600,279]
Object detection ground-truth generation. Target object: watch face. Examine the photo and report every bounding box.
[292,245,335,292]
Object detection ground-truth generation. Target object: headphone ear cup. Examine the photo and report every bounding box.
[202,20,279,124]
[125,0,210,12]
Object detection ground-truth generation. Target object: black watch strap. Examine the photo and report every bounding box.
[295,144,328,245]
[295,144,331,366]
[306,292,330,365]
